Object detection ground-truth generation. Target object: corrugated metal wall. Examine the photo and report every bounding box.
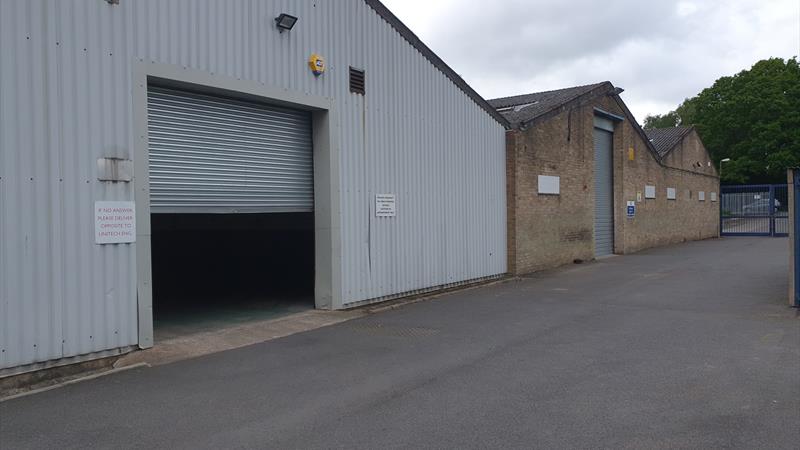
[0,0,506,371]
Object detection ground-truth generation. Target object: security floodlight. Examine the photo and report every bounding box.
[275,13,298,32]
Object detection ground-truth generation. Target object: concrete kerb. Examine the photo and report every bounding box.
[1,363,150,402]
[360,276,517,314]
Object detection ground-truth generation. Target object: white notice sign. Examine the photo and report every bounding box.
[95,201,136,244]
[375,194,396,217]
[537,175,560,195]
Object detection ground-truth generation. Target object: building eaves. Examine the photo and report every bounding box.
[488,82,612,129]
[364,0,510,128]
[490,82,711,175]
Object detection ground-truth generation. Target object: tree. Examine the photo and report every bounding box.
[646,57,800,184]
[643,111,681,128]
[643,98,697,129]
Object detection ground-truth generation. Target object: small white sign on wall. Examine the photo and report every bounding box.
[537,175,560,195]
[699,191,706,201]
[375,194,396,217]
[666,187,676,200]
[645,185,656,199]
[710,192,718,202]
[95,201,136,244]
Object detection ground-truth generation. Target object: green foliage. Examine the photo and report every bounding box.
[647,57,800,183]
[643,111,681,128]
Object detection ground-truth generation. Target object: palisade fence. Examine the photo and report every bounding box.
[720,184,788,236]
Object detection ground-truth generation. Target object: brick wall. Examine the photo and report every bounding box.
[507,94,720,275]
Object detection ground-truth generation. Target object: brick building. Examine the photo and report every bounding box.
[490,82,719,275]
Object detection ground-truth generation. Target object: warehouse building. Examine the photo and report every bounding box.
[0,0,507,375]
[491,82,719,275]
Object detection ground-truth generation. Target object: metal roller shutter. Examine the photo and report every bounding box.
[146,86,313,213]
[593,127,614,256]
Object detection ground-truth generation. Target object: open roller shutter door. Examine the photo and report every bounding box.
[147,86,313,213]
[593,127,614,256]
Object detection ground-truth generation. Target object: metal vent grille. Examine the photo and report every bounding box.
[146,86,314,213]
[349,67,365,95]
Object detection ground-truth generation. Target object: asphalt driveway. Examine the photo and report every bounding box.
[1,238,798,449]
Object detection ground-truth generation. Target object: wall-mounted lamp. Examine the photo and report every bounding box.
[275,13,298,32]
[719,158,731,179]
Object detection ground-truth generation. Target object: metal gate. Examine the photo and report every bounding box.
[147,86,314,214]
[720,184,788,236]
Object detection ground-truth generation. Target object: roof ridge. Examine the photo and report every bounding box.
[644,125,693,132]
[489,82,615,129]
[488,82,608,105]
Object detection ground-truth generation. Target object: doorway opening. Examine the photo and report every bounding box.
[150,212,314,341]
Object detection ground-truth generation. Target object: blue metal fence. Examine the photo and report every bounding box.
[793,173,800,307]
[720,184,788,236]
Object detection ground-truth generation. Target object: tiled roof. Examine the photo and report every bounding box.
[488,83,611,127]
[644,126,694,157]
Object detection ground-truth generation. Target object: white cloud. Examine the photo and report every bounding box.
[380,0,800,120]
[677,1,699,17]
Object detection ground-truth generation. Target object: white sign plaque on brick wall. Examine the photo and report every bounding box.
[537,175,560,195]
[375,194,396,217]
[645,185,656,199]
[95,201,136,244]
[666,187,676,200]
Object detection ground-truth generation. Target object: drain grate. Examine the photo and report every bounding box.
[347,322,439,338]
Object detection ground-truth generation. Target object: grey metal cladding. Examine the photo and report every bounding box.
[147,87,314,213]
[364,0,510,128]
[0,0,506,371]
[593,128,614,256]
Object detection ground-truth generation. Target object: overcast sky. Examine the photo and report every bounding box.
[381,0,800,122]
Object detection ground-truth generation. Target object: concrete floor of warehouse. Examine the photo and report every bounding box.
[1,237,798,449]
[153,295,315,341]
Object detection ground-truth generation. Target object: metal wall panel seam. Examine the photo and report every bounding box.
[0,3,5,368]
[1,0,507,368]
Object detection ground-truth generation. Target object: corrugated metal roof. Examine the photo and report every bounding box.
[644,126,694,157]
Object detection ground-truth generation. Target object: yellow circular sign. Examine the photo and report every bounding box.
[308,53,325,76]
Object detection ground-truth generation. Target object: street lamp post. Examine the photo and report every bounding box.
[719,158,731,181]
